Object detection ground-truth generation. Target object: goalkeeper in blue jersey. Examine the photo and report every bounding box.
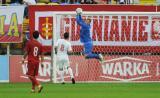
[76,9,103,62]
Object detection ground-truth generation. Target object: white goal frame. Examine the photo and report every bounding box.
[51,11,160,83]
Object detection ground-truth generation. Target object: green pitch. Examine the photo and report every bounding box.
[0,83,160,98]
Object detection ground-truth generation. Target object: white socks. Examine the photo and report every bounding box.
[59,67,74,83]
[59,71,64,83]
[68,67,74,79]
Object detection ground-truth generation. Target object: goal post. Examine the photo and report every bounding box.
[51,11,160,83]
[51,15,57,83]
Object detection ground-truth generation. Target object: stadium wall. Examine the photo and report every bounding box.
[9,55,50,83]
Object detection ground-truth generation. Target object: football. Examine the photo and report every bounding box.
[76,8,83,14]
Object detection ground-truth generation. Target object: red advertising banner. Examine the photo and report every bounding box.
[9,55,160,82]
[9,55,50,82]
[0,6,24,43]
[10,55,29,82]
[29,5,160,53]
[71,55,160,82]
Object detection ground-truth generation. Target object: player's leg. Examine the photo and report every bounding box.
[27,62,36,92]
[84,42,99,59]
[59,67,65,84]
[68,66,75,84]
[28,75,43,93]
[57,59,65,84]
[27,62,43,93]
[84,42,103,62]
[34,64,43,93]
[65,60,75,84]
[28,75,36,93]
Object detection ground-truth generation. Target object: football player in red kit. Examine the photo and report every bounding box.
[22,31,44,93]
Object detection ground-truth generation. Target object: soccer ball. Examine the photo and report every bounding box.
[76,8,83,14]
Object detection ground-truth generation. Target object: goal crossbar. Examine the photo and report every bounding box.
[53,11,160,15]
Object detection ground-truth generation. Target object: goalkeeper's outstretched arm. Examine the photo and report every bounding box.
[76,8,87,27]
[76,15,84,25]
[76,15,89,28]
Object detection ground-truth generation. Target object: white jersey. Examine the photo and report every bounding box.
[56,39,72,60]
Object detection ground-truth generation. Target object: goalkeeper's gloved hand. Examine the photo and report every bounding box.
[76,8,83,15]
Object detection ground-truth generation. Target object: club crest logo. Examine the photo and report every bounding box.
[39,17,53,40]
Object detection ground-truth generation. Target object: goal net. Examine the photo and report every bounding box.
[52,11,160,83]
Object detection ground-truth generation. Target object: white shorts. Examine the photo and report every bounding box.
[56,56,70,70]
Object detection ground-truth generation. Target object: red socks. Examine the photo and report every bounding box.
[28,76,40,90]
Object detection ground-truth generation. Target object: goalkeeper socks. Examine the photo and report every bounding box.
[68,67,74,79]
[86,53,99,59]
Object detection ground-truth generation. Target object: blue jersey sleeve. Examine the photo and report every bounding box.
[76,15,88,27]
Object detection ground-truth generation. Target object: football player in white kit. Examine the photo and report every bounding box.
[55,32,75,84]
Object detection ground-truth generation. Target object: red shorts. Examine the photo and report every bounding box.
[26,61,39,76]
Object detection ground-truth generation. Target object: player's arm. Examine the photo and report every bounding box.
[54,39,59,54]
[76,15,89,27]
[67,49,72,55]
[67,43,72,55]
[22,51,28,64]
[39,45,45,68]
[76,8,88,27]
[54,46,58,54]
[22,42,29,64]
[23,51,28,59]
[76,15,87,27]
[40,52,44,68]
[155,33,160,37]
[76,15,82,25]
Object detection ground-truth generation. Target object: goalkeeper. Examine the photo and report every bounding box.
[76,8,103,62]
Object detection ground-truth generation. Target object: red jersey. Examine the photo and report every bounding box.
[24,39,43,63]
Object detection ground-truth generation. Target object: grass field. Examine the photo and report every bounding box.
[0,83,160,98]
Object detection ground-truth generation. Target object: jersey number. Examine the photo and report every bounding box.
[33,47,38,56]
[60,44,64,51]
